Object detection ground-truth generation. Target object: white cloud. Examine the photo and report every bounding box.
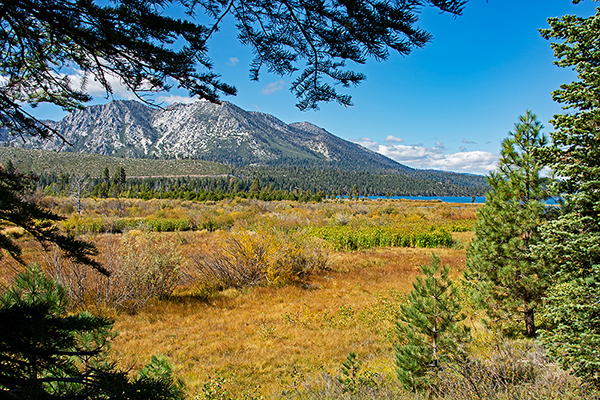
[435,141,445,149]
[385,135,404,143]
[66,69,140,100]
[62,69,201,105]
[425,151,498,174]
[356,137,380,151]
[155,95,199,105]
[462,138,477,144]
[227,57,240,66]
[261,80,285,95]
[354,138,498,175]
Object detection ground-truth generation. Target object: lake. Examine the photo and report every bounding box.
[335,196,486,203]
[367,196,486,204]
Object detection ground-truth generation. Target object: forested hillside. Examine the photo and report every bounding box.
[1,147,488,197]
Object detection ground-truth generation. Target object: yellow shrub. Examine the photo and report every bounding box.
[188,227,327,290]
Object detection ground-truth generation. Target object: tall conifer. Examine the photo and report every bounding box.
[465,111,550,338]
[535,7,600,385]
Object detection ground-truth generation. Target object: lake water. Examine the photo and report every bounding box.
[336,196,486,203]
[366,196,486,204]
[358,196,560,205]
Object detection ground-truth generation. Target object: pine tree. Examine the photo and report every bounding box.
[0,165,102,272]
[4,159,15,175]
[102,167,110,185]
[0,267,186,399]
[115,166,127,187]
[249,177,261,193]
[534,7,600,386]
[464,111,550,338]
[395,254,470,392]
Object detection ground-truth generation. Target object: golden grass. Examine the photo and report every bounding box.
[1,198,479,397]
[110,245,469,397]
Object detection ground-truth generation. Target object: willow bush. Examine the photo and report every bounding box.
[44,232,183,313]
[188,227,327,291]
[308,225,454,251]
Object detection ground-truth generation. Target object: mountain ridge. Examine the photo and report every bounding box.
[1,100,412,171]
[0,100,487,189]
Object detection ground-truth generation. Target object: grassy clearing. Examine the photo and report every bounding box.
[4,197,589,398]
[111,245,463,397]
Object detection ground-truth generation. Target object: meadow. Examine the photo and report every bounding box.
[3,197,591,399]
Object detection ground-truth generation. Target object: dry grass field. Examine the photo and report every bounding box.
[13,197,590,398]
[111,242,469,397]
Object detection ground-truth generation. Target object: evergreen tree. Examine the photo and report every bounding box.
[4,159,15,175]
[395,254,470,393]
[0,165,102,272]
[464,111,550,338]
[114,166,127,187]
[0,268,186,399]
[102,167,110,185]
[249,177,261,193]
[534,7,600,386]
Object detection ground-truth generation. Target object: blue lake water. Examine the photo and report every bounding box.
[373,196,486,204]
[356,196,559,205]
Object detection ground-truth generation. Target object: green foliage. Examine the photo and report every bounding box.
[113,166,127,187]
[464,111,550,338]
[0,267,187,399]
[136,355,186,400]
[310,225,454,251]
[534,6,600,387]
[395,254,470,392]
[0,164,102,272]
[337,352,377,395]
[63,215,191,234]
[0,267,113,397]
[540,279,600,386]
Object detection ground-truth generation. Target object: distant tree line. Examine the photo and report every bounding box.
[27,164,486,203]
[241,166,487,197]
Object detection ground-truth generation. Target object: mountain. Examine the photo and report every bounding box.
[0,100,487,188]
[1,100,410,172]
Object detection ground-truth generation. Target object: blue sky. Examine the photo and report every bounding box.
[29,0,598,175]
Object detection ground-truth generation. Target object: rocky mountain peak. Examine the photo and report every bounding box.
[1,100,407,171]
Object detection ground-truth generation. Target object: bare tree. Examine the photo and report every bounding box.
[68,173,90,214]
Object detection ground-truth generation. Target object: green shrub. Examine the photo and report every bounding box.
[63,215,192,233]
[309,226,454,251]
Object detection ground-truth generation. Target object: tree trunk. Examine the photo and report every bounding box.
[524,306,536,338]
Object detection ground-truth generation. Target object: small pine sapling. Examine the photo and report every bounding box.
[395,254,470,393]
[337,352,377,394]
